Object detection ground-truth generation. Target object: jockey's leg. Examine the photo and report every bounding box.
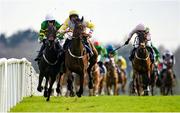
[98,61,105,74]
[129,48,137,61]
[63,38,71,50]
[35,43,45,61]
[147,46,155,63]
[87,40,98,89]
[82,38,94,56]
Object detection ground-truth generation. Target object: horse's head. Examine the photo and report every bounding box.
[45,26,57,49]
[164,57,173,69]
[136,44,149,60]
[72,17,86,39]
[137,30,148,46]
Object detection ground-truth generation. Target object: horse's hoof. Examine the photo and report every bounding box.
[76,92,82,97]
[70,91,75,97]
[37,86,43,92]
[46,98,50,101]
[56,88,61,94]
[44,91,48,97]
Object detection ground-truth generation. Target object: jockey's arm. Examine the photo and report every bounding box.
[85,20,95,38]
[58,18,69,34]
[38,21,47,41]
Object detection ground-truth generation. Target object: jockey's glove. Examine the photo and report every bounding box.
[124,38,130,45]
[56,32,64,40]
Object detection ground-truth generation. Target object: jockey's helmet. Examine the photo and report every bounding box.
[45,13,55,21]
[106,44,114,52]
[135,23,146,31]
[118,56,123,61]
[94,41,100,46]
[69,10,79,17]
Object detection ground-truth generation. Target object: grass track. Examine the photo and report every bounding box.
[10,96,180,112]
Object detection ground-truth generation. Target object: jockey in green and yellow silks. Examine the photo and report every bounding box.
[34,13,62,61]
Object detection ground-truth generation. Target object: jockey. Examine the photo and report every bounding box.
[161,50,176,80]
[124,24,158,63]
[162,50,175,67]
[105,44,118,65]
[94,40,107,73]
[58,10,96,57]
[34,13,62,61]
[117,56,127,76]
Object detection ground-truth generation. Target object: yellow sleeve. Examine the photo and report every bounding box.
[86,20,95,31]
[59,18,69,31]
[121,58,127,70]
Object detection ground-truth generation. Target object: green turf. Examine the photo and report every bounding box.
[10,96,180,112]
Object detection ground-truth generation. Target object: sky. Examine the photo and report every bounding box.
[0,0,180,51]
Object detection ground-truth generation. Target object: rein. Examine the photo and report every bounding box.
[43,54,58,65]
[135,51,149,60]
[68,48,84,59]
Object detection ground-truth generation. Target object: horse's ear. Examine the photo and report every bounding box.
[81,16,84,22]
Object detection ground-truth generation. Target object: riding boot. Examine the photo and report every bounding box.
[35,44,45,61]
[129,48,136,61]
[98,61,105,74]
[82,39,94,57]
[63,39,71,50]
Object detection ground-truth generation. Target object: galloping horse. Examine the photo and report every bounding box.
[117,66,127,94]
[160,57,175,95]
[105,56,119,95]
[65,17,89,97]
[131,32,153,96]
[37,26,62,101]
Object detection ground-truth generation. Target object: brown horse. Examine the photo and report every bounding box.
[117,67,127,94]
[91,63,106,96]
[160,58,175,95]
[105,56,119,95]
[132,35,153,96]
[64,17,89,97]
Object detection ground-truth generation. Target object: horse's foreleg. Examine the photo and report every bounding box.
[66,71,75,97]
[114,76,119,95]
[76,73,84,97]
[56,74,62,96]
[46,76,56,101]
[44,76,49,97]
[37,73,44,92]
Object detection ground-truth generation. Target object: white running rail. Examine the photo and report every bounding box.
[0,58,37,112]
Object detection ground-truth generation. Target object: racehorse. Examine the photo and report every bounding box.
[64,17,89,97]
[104,56,119,95]
[36,26,62,101]
[160,57,175,95]
[131,31,153,96]
[117,66,127,94]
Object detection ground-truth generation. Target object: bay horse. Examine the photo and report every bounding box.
[37,26,63,101]
[160,57,175,95]
[117,66,127,94]
[91,63,107,96]
[64,17,89,97]
[104,56,119,95]
[131,32,153,96]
